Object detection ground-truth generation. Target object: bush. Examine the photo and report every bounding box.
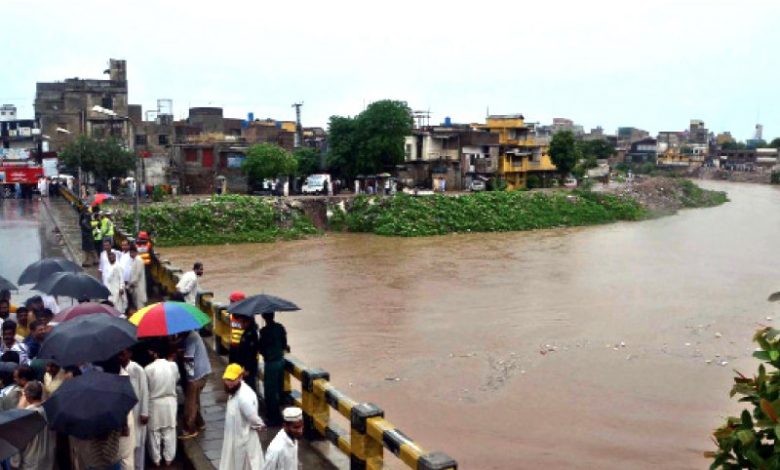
[771,172,780,185]
[118,195,317,246]
[709,327,780,469]
[679,179,728,207]
[526,174,542,189]
[151,186,165,202]
[339,191,647,237]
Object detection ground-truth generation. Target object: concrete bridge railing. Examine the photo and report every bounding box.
[59,186,458,470]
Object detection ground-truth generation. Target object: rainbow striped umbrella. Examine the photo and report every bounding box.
[129,302,211,338]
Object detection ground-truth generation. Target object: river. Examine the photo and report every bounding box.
[162,181,780,469]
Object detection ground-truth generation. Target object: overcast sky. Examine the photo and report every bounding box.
[4,0,778,140]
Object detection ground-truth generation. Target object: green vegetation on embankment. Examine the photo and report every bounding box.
[678,179,729,208]
[119,195,317,246]
[330,190,647,237]
[331,178,728,237]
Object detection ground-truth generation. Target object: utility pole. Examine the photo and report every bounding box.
[292,102,303,148]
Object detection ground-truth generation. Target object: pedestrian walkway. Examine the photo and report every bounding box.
[42,194,339,469]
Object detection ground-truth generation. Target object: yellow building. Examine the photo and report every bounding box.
[476,115,557,190]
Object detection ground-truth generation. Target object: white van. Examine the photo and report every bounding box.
[302,174,331,195]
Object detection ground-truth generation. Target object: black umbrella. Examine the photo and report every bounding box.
[0,409,46,460]
[18,257,81,285]
[228,294,300,317]
[34,272,110,299]
[0,275,17,292]
[43,371,137,439]
[39,315,137,366]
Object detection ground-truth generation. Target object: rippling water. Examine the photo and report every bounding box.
[163,181,780,469]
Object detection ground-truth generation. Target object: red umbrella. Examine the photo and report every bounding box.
[53,302,123,323]
[87,193,113,207]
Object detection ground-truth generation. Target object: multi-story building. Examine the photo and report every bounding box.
[626,137,657,164]
[34,59,131,152]
[688,119,709,145]
[0,105,42,160]
[477,114,557,190]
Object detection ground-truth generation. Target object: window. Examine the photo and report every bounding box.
[135,134,148,146]
[158,135,169,145]
[101,95,113,110]
[184,149,198,162]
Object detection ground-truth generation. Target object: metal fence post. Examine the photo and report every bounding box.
[350,403,384,470]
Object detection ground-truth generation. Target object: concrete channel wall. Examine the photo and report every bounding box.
[57,187,458,470]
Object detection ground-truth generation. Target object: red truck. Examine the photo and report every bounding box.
[0,161,44,198]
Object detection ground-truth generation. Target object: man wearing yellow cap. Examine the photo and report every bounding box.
[262,407,303,470]
[219,364,266,470]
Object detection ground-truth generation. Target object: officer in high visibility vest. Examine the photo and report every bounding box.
[100,211,115,245]
[136,231,154,266]
[91,212,103,257]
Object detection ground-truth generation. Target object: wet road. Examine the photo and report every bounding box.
[0,199,65,300]
[163,181,780,469]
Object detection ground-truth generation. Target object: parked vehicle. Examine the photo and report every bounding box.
[469,179,486,192]
[0,160,44,198]
[302,173,331,195]
[563,176,578,188]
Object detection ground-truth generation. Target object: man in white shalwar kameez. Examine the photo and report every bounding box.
[121,349,149,470]
[219,364,265,470]
[262,407,303,470]
[99,239,121,287]
[144,346,179,467]
[127,245,147,312]
[105,252,127,314]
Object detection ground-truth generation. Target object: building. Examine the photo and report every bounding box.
[688,119,709,145]
[719,148,778,170]
[626,137,657,164]
[0,104,18,122]
[130,100,176,186]
[477,115,557,190]
[35,59,131,152]
[0,110,42,161]
[551,118,584,136]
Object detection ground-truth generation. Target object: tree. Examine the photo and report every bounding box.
[242,143,297,188]
[293,147,321,176]
[721,140,746,151]
[769,138,780,149]
[326,100,413,179]
[578,139,615,161]
[549,130,580,177]
[59,135,135,184]
[325,116,359,178]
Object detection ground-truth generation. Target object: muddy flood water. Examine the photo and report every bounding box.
[164,181,780,469]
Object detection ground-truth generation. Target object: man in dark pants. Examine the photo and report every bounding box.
[235,316,260,395]
[258,312,289,426]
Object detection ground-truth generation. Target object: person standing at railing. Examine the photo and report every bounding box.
[176,263,203,306]
[262,407,302,470]
[258,312,289,427]
[79,207,98,267]
[235,316,260,395]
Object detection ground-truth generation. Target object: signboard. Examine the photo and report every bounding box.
[226,155,245,168]
[0,148,31,160]
[42,158,59,177]
[0,167,43,184]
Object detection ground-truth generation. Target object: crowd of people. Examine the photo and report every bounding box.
[1,210,305,469]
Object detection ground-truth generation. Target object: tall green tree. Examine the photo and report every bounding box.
[293,147,321,176]
[326,100,413,179]
[242,143,297,188]
[326,116,359,178]
[769,138,780,149]
[59,135,136,183]
[549,130,580,177]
